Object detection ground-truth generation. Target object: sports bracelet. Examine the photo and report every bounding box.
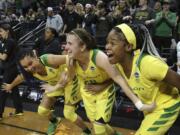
[135,100,143,110]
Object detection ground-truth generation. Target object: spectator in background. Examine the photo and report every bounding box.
[34,27,61,56]
[153,0,162,14]
[46,7,64,33]
[77,0,94,6]
[82,3,96,35]
[36,7,45,22]
[108,0,130,26]
[123,0,155,35]
[134,0,155,30]
[21,0,37,15]
[0,0,6,11]
[154,0,176,57]
[18,13,25,22]
[75,3,85,25]
[58,1,66,17]
[94,2,113,48]
[75,3,85,16]
[62,2,81,33]
[25,8,36,22]
[0,23,23,120]
[11,13,19,21]
[118,0,130,21]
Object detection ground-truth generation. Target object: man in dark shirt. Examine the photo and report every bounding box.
[82,4,96,36]
[94,5,113,48]
[62,2,81,33]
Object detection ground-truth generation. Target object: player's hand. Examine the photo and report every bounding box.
[40,83,61,94]
[85,84,105,95]
[59,71,69,87]
[2,83,12,93]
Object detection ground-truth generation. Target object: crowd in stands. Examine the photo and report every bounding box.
[0,0,180,66]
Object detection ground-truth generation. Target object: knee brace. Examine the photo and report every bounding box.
[63,105,77,122]
[93,122,107,135]
[38,106,51,116]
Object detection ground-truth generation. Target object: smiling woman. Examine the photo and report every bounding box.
[19,52,47,75]
[106,23,180,135]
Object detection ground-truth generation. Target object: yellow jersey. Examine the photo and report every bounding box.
[33,55,66,86]
[75,49,110,85]
[116,52,179,107]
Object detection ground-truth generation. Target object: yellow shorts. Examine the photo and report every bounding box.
[46,76,81,105]
[81,84,115,122]
[136,97,180,135]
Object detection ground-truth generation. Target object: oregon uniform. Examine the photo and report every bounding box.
[34,55,81,105]
[33,55,81,135]
[75,49,115,122]
[116,52,180,135]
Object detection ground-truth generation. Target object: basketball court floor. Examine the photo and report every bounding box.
[0,107,135,135]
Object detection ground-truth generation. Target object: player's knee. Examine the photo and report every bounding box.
[37,106,51,116]
[63,105,77,122]
[93,122,107,135]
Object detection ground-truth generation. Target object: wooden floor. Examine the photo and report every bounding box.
[0,107,135,135]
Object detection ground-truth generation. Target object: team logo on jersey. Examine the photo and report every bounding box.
[133,87,144,91]
[134,72,139,79]
[90,66,95,71]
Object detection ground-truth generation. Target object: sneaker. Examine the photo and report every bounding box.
[47,117,61,135]
[9,112,23,117]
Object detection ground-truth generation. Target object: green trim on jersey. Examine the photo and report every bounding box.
[91,49,99,65]
[40,54,50,66]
